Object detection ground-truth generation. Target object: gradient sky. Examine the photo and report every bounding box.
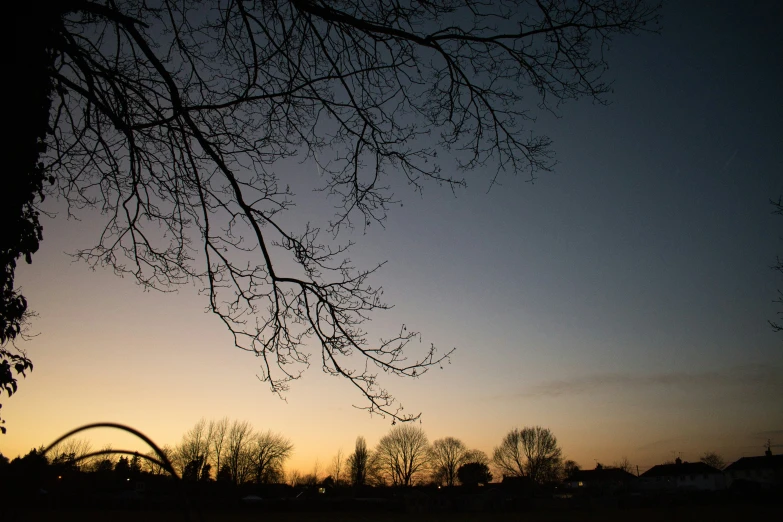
[2,1,781,475]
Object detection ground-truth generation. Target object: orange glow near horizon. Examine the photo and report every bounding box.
[4,0,783,475]
[2,227,779,475]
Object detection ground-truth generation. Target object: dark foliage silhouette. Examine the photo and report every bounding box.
[347,436,370,487]
[1,2,62,433]
[114,455,132,480]
[93,457,114,475]
[216,463,232,484]
[457,461,492,487]
[11,0,660,422]
[563,459,581,479]
[4,8,57,336]
[0,347,33,433]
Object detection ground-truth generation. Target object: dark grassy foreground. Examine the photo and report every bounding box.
[14,503,781,522]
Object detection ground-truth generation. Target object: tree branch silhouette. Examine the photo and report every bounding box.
[11,0,660,423]
[771,196,783,337]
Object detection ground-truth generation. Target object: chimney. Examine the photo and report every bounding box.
[675,457,682,465]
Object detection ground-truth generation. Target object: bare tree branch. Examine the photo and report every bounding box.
[23,0,661,422]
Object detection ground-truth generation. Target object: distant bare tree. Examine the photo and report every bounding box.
[613,456,633,474]
[463,449,491,467]
[366,451,386,487]
[376,425,430,486]
[50,437,92,470]
[700,451,726,471]
[226,420,254,485]
[11,0,661,425]
[208,417,229,477]
[288,469,303,487]
[330,448,345,485]
[430,437,468,487]
[176,418,213,479]
[311,459,322,484]
[302,469,320,487]
[493,426,562,484]
[250,430,293,484]
[143,445,174,476]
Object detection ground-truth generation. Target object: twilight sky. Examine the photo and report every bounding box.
[3,1,782,474]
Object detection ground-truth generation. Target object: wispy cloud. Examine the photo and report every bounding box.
[750,429,783,442]
[513,364,783,399]
[636,437,688,452]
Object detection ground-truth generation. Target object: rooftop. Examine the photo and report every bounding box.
[724,454,783,472]
[569,467,637,482]
[641,460,721,478]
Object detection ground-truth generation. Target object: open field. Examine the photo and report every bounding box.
[13,503,781,522]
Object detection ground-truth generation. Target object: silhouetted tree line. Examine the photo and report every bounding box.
[1,420,576,499]
[4,418,742,495]
[5,419,774,518]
